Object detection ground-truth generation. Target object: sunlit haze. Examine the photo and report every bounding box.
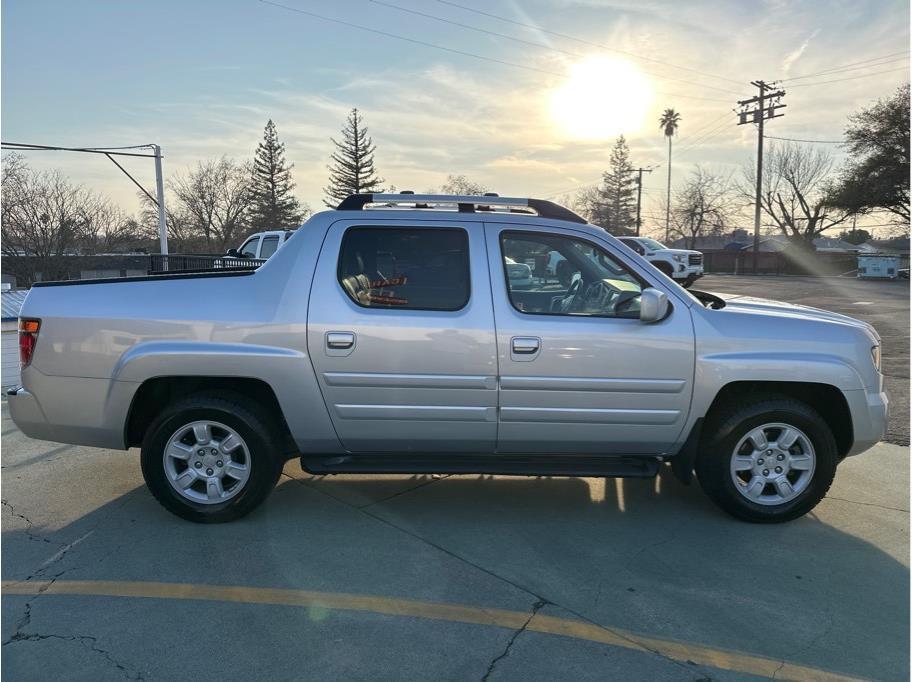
[550,57,653,139]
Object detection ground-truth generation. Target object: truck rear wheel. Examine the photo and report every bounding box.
[140,392,284,523]
[695,396,837,523]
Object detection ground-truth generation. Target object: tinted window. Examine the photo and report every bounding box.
[620,238,644,255]
[338,227,470,311]
[260,235,280,258]
[239,237,259,258]
[501,232,642,317]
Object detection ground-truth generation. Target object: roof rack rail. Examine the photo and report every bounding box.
[335,193,587,224]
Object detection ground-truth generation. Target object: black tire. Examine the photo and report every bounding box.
[654,261,674,277]
[695,395,837,523]
[140,392,285,523]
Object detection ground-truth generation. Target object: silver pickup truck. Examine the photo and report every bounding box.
[8,194,887,524]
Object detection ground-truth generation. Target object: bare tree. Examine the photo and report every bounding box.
[428,174,488,195]
[170,157,252,252]
[668,167,736,249]
[742,143,852,245]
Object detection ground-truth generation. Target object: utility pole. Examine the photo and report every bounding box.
[737,81,785,273]
[632,167,654,237]
[152,145,168,258]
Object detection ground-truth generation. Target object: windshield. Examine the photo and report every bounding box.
[639,238,667,250]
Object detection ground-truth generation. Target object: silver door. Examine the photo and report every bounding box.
[485,223,695,455]
[308,219,497,453]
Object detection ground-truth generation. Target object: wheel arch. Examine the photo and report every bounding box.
[705,381,853,458]
[125,376,297,458]
[672,380,853,484]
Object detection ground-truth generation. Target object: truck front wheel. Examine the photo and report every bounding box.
[140,392,285,523]
[695,396,838,523]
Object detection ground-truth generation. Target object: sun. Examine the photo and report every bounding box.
[550,56,653,140]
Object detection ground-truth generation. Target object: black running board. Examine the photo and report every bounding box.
[301,454,661,478]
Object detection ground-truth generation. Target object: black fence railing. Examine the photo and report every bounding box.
[148,254,266,274]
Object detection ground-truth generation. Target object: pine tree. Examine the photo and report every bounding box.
[324,108,385,207]
[249,120,304,231]
[596,136,638,235]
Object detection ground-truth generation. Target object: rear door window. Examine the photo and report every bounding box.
[338,227,470,311]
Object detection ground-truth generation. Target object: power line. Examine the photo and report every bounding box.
[259,1,732,102]
[367,0,741,95]
[781,51,910,82]
[1,141,170,254]
[782,56,909,82]
[674,110,733,146]
[675,117,736,156]
[1,142,158,159]
[765,135,843,144]
[434,0,744,87]
[787,66,909,88]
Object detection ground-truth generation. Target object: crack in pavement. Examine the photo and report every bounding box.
[357,475,453,509]
[1,499,59,545]
[282,471,712,679]
[481,598,546,681]
[3,631,145,680]
[770,563,836,680]
[823,495,909,512]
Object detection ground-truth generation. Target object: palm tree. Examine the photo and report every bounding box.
[659,108,681,242]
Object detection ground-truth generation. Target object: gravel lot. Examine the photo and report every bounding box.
[1,274,908,681]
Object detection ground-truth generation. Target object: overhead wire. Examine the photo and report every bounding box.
[786,67,909,88]
[433,0,744,87]
[781,51,910,82]
[259,1,732,102]
[367,0,741,95]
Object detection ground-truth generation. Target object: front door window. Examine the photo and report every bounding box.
[500,232,643,317]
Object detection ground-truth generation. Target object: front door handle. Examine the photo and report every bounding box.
[326,332,355,349]
[512,337,540,354]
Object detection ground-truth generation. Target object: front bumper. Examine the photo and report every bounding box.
[671,263,704,281]
[843,388,889,456]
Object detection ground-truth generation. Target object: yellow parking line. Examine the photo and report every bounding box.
[2,579,861,681]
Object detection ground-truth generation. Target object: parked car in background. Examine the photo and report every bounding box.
[8,193,886,525]
[618,237,703,287]
[227,230,296,260]
[504,257,534,289]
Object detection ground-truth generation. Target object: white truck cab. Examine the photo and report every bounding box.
[618,237,703,287]
[228,230,296,260]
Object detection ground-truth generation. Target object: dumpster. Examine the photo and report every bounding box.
[857,253,901,280]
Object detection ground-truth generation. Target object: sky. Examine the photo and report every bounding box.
[2,0,909,237]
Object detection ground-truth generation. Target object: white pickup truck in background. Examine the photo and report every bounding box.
[226,230,296,260]
[618,237,704,287]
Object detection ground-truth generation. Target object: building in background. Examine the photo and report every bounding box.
[1,285,29,389]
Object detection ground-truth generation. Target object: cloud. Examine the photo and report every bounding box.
[781,28,821,74]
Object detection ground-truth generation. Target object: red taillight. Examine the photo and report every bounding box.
[18,318,40,367]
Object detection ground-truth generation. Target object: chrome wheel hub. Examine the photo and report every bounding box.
[729,423,815,506]
[163,420,251,505]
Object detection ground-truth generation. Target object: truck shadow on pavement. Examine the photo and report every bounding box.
[2,459,909,681]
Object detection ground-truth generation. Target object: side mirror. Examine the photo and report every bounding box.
[226,248,240,257]
[640,288,669,323]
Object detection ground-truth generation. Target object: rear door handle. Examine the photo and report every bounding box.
[511,337,540,354]
[326,332,355,349]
